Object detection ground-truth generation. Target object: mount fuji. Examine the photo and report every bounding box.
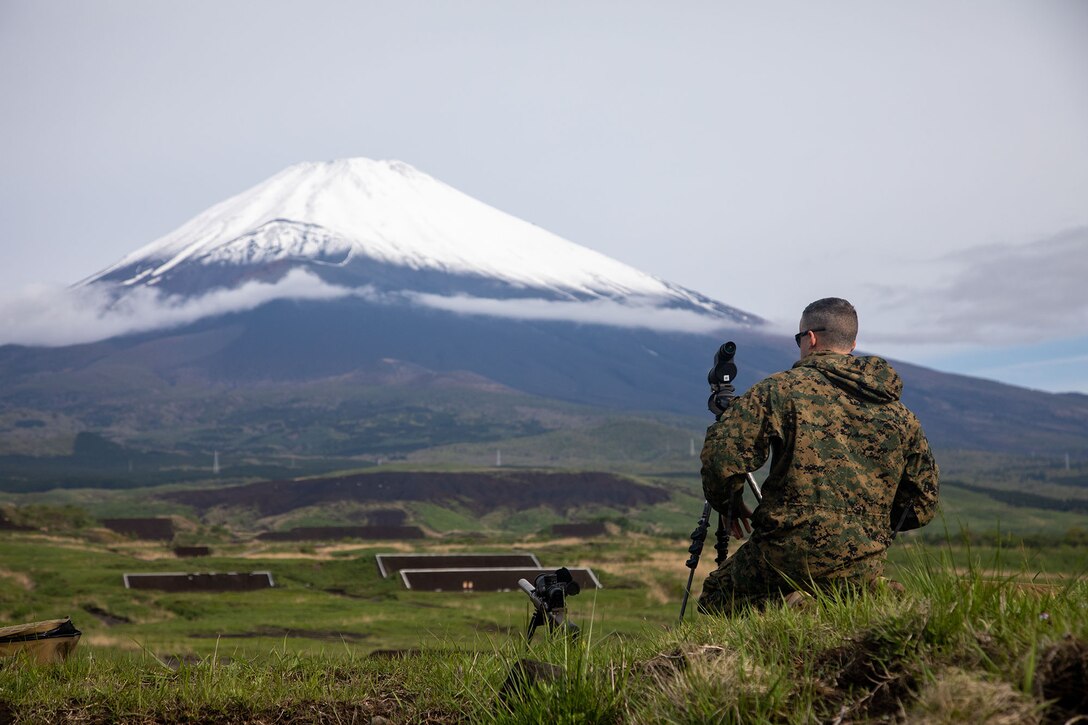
[81,158,758,331]
[1,158,1086,476]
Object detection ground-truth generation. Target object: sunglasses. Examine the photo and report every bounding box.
[794,328,826,347]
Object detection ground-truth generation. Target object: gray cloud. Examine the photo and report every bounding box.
[0,269,360,347]
[862,226,1088,345]
[406,292,729,334]
[0,268,733,348]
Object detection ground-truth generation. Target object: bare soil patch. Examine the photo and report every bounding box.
[101,517,175,541]
[174,546,211,557]
[257,525,424,541]
[368,508,407,526]
[0,568,33,591]
[816,623,922,721]
[163,470,667,517]
[82,605,131,627]
[551,522,607,537]
[1034,634,1088,723]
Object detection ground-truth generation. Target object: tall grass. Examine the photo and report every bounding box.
[2,540,1084,723]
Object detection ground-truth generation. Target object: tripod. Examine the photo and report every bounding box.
[678,342,763,623]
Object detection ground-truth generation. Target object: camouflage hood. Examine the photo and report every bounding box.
[793,352,903,404]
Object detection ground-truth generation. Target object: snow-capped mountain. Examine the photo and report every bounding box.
[83,158,760,326]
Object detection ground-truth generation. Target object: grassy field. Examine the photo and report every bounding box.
[0,530,683,657]
[2,446,1087,721]
[0,529,1085,723]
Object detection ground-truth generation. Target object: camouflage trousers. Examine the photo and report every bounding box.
[697,542,883,617]
[697,541,793,616]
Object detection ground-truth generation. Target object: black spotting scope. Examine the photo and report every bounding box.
[707,341,737,386]
[707,341,738,418]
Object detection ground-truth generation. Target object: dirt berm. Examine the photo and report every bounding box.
[163,470,668,516]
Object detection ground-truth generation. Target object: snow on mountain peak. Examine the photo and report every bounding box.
[87,158,673,298]
[80,158,762,328]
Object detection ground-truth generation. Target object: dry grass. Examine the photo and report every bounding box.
[80,633,145,651]
[0,568,34,590]
[905,667,1041,724]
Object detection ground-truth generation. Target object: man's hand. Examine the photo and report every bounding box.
[729,499,754,539]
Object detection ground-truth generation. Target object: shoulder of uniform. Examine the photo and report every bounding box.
[900,405,927,431]
[745,368,812,402]
[764,366,822,389]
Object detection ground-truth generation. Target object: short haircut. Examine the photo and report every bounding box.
[801,298,858,350]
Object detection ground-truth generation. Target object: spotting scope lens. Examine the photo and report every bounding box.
[708,340,738,385]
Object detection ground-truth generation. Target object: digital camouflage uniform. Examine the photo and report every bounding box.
[698,351,939,615]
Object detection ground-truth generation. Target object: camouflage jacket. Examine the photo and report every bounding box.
[701,351,939,584]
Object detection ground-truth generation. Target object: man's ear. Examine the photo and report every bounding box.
[849,340,857,353]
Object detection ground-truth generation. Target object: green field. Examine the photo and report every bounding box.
[2,442,1087,721]
[0,528,1085,723]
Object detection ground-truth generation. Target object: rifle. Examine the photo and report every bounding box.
[678,341,763,623]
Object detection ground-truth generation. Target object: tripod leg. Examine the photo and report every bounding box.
[714,505,733,567]
[526,608,546,642]
[679,565,699,622]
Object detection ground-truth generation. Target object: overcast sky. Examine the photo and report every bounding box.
[2,1,1086,392]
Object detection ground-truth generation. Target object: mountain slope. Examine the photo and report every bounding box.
[2,297,1086,464]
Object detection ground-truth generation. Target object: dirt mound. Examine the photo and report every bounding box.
[815,618,924,721]
[256,526,423,541]
[551,522,607,537]
[101,517,175,541]
[1034,634,1088,723]
[163,470,667,517]
[173,546,211,557]
[368,509,406,526]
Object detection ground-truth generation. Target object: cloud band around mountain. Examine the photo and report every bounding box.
[405,291,730,333]
[0,270,358,347]
[0,270,731,348]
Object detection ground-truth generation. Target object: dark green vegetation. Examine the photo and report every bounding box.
[0,378,583,490]
[0,375,718,494]
[0,432,375,493]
